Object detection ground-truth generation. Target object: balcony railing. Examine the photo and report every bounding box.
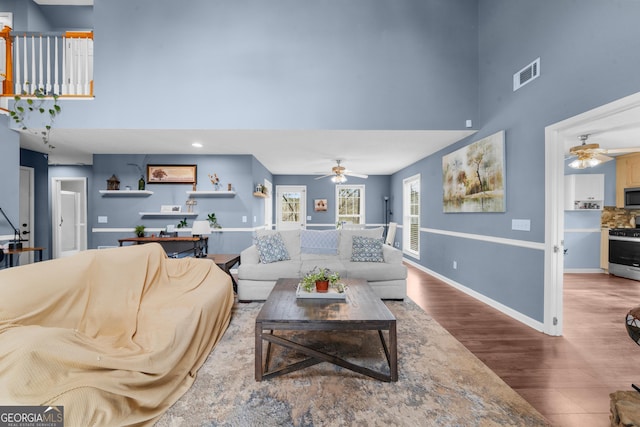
[0,26,93,98]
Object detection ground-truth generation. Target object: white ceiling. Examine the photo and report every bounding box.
[21,129,477,176]
[561,103,640,159]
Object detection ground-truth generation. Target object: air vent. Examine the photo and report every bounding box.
[513,57,540,91]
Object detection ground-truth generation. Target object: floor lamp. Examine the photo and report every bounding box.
[0,207,22,250]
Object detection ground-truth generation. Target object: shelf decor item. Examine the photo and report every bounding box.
[147,165,197,184]
[107,174,120,190]
[208,173,220,190]
[134,225,146,238]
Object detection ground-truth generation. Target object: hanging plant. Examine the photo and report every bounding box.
[9,86,62,149]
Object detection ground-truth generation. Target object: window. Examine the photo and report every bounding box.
[403,174,420,257]
[336,185,365,225]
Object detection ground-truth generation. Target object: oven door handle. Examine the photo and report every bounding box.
[609,235,640,242]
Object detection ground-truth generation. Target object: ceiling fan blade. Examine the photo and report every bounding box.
[603,147,640,154]
[344,172,368,179]
[314,174,333,180]
[593,153,614,163]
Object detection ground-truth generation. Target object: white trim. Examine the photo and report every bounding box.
[564,228,601,233]
[404,258,545,332]
[403,174,421,258]
[0,234,13,240]
[545,90,640,337]
[91,227,260,233]
[564,268,606,274]
[423,227,545,251]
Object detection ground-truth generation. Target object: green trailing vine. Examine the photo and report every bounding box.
[9,86,62,149]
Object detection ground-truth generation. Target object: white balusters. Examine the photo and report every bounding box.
[7,32,92,97]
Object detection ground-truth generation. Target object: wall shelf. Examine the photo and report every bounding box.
[100,190,153,197]
[186,190,236,197]
[139,212,198,218]
[253,192,268,198]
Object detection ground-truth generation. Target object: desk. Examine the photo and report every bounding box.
[207,254,240,293]
[118,236,208,258]
[4,247,44,268]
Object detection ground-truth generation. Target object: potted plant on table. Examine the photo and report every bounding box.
[301,267,341,293]
[134,225,146,238]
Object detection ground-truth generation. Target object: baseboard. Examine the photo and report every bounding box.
[403,258,545,333]
[563,268,607,274]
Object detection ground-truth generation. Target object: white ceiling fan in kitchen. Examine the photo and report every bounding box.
[314,160,368,183]
[567,134,640,169]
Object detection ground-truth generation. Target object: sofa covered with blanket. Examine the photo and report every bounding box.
[0,243,234,427]
[237,227,407,301]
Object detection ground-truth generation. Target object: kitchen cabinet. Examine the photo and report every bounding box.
[600,228,609,271]
[564,174,604,210]
[616,153,640,207]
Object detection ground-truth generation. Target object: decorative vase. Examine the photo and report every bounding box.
[138,176,145,190]
[315,280,329,293]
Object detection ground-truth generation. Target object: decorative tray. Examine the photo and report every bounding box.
[296,283,347,299]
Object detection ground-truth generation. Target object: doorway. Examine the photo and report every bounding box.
[18,166,34,265]
[544,91,640,336]
[276,185,306,230]
[51,177,87,258]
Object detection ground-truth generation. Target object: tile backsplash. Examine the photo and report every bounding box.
[601,206,640,228]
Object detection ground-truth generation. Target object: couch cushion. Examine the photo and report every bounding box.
[343,261,408,281]
[238,259,301,280]
[255,233,290,264]
[351,236,384,262]
[338,227,384,259]
[300,230,338,255]
[256,229,301,259]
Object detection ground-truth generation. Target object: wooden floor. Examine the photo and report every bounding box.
[406,265,640,427]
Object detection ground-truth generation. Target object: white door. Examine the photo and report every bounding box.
[52,177,87,259]
[276,185,306,230]
[59,190,80,257]
[18,166,34,264]
[264,179,273,230]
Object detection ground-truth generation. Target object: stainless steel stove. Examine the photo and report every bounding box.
[609,227,640,280]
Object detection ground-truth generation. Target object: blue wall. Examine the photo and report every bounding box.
[48,0,478,132]
[563,160,616,270]
[0,116,20,241]
[19,149,50,259]
[273,175,391,228]
[88,154,271,254]
[390,0,640,323]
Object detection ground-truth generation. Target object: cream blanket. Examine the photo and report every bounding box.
[0,243,234,426]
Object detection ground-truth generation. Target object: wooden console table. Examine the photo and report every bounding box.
[3,246,44,268]
[118,236,208,258]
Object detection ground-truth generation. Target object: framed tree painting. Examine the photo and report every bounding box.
[442,130,505,213]
[147,165,197,184]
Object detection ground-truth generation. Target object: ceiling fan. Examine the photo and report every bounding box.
[567,134,640,169]
[314,160,368,183]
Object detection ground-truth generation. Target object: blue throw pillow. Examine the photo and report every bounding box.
[255,233,290,264]
[351,236,384,262]
[300,230,339,255]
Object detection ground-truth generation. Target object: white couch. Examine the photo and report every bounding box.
[237,228,407,301]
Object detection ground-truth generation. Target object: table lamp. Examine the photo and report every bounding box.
[191,220,211,257]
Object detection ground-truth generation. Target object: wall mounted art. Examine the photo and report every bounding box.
[442,130,505,213]
[147,165,197,184]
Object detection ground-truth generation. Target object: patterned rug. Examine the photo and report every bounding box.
[155,299,550,426]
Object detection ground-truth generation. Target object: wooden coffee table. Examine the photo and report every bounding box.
[255,278,398,382]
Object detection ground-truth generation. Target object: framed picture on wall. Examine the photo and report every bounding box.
[442,130,506,213]
[314,199,328,211]
[147,165,197,184]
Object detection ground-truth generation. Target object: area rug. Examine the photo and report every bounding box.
[155,299,549,426]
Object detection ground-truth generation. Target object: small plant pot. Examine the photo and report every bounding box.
[315,280,330,293]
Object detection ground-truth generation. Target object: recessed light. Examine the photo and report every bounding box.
[192,142,203,148]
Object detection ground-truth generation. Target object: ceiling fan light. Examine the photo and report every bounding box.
[568,158,587,169]
[587,157,601,167]
[331,174,347,183]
